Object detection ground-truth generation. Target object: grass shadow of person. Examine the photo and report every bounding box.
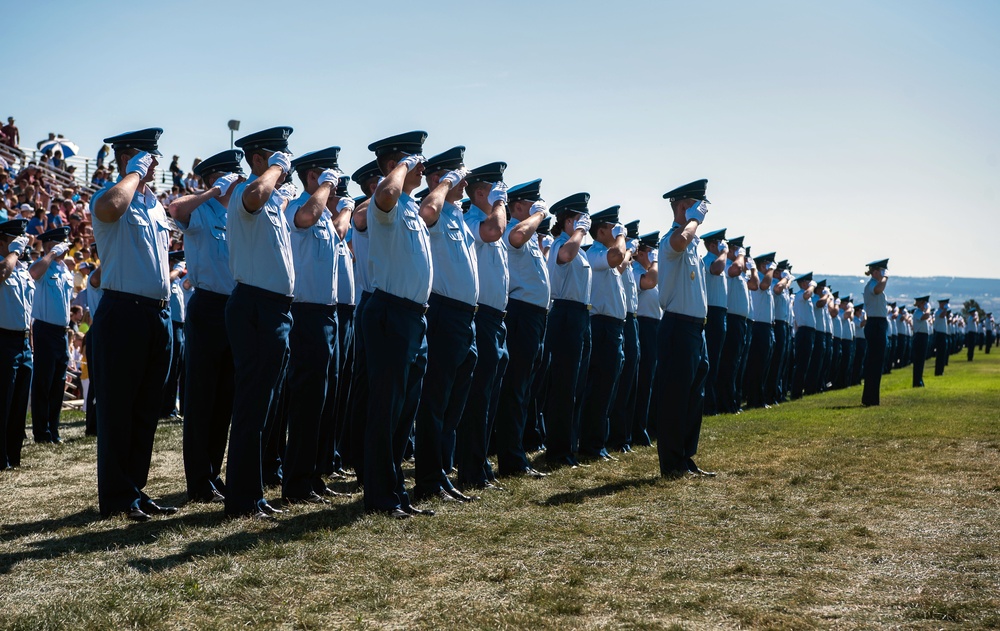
[537,476,660,507]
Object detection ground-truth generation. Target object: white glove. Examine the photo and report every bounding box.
[398,154,426,172]
[781,270,789,279]
[736,247,746,258]
[276,183,297,202]
[440,167,469,188]
[487,181,508,206]
[685,200,707,223]
[126,151,154,178]
[745,257,754,269]
[317,169,341,186]
[607,223,623,238]
[823,287,831,296]
[51,242,70,257]
[718,241,728,254]
[267,151,292,174]
[541,235,553,248]
[573,215,591,233]
[8,235,28,255]
[767,261,777,271]
[648,249,658,263]
[336,197,355,213]
[627,238,639,253]
[214,173,240,196]
[529,200,548,216]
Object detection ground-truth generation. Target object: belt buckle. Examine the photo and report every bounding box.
[422,304,429,315]
[586,304,592,311]
[473,305,479,314]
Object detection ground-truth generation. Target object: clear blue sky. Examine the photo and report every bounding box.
[6,0,999,277]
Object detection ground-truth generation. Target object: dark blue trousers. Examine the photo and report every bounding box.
[912,332,928,387]
[821,333,834,389]
[744,322,774,408]
[182,289,234,500]
[934,331,948,376]
[716,314,748,414]
[84,332,96,436]
[608,313,639,449]
[414,294,476,497]
[494,299,547,475]
[631,316,658,446]
[579,315,624,458]
[654,314,709,474]
[523,327,551,452]
[224,283,292,517]
[361,290,428,513]
[791,326,814,399]
[457,305,507,486]
[541,300,590,467]
[161,321,184,416]
[30,319,68,442]
[349,292,372,486]
[830,334,843,388]
[282,303,337,500]
[768,321,789,403]
[324,302,354,473]
[703,306,727,415]
[92,290,171,516]
[862,317,888,406]
[1,330,32,468]
[852,337,866,385]
[806,329,827,394]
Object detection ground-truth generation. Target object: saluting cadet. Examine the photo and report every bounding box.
[281,147,352,505]
[631,231,660,446]
[885,303,898,374]
[789,272,816,399]
[933,299,951,375]
[160,250,186,419]
[655,179,714,478]
[522,215,555,453]
[836,297,856,389]
[456,162,510,490]
[819,288,836,389]
[346,160,381,491]
[225,126,297,520]
[1,220,33,469]
[578,206,627,461]
[852,304,867,386]
[985,314,994,353]
[966,312,979,362]
[716,236,749,414]
[494,179,550,478]
[861,259,890,406]
[768,261,793,404]
[363,131,435,519]
[167,149,243,503]
[829,294,843,387]
[90,127,176,520]
[744,252,776,409]
[543,193,593,468]
[699,228,728,416]
[409,146,480,504]
[608,219,642,452]
[806,280,831,395]
[28,226,73,443]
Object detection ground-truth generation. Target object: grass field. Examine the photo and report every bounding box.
[2,350,999,630]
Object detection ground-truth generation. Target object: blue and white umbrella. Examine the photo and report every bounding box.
[38,138,80,158]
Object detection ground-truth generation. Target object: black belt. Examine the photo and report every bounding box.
[477,303,506,320]
[430,292,478,314]
[373,289,428,315]
[0,327,29,339]
[727,313,748,321]
[507,299,548,316]
[33,319,70,333]
[194,288,230,303]
[291,302,336,314]
[592,314,625,324]
[552,299,590,312]
[663,311,708,328]
[104,289,168,310]
[627,312,638,319]
[235,283,293,307]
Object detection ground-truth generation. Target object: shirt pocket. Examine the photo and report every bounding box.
[210,226,228,260]
[402,212,426,254]
[313,224,334,261]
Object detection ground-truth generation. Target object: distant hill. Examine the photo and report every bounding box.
[813,275,1000,314]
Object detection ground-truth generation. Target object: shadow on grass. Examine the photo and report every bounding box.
[0,498,367,575]
[538,476,660,507]
[827,404,866,410]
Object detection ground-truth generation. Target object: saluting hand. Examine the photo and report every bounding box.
[51,242,70,257]
[685,200,708,224]
[8,235,29,255]
[267,151,293,174]
[440,167,469,188]
[215,173,241,196]
[529,200,548,216]
[399,154,426,172]
[573,215,591,233]
[336,197,355,213]
[126,151,154,178]
[611,224,626,238]
[318,169,341,186]
[488,182,509,206]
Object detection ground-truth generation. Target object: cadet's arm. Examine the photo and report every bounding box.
[726,253,745,277]
[242,164,284,213]
[478,198,507,244]
[331,199,352,239]
[295,181,334,229]
[639,261,658,290]
[28,251,57,281]
[374,163,407,213]
[668,219,699,253]
[557,226,586,265]
[605,234,626,268]
[169,187,222,224]
[419,180,454,228]
[747,266,760,291]
[616,249,633,274]
[92,172,142,223]
[507,212,543,249]
[759,267,774,290]
[353,199,370,232]
[89,266,102,288]
[709,253,726,276]
[872,273,888,295]
[0,251,16,282]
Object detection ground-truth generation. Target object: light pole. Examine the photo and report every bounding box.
[228,119,241,149]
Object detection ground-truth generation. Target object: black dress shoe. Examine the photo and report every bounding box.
[260,502,285,515]
[685,458,716,477]
[403,505,435,517]
[445,488,478,502]
[126,508,151,522]
[283,492,330,506]
[320,486,351,498]
[142,501,179,515]
[188,489,225,503]
[523,467,548,478]
[388,508,410,520]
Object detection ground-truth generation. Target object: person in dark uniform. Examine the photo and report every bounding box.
[577,206,627,460]
[966,312,979,361]
[744,252,776,409]
[790,273,815,399]
[542,192,593,468]
[806,280,831,395]
[160,250,186,419]
[911,296,931,387]
[225,126,297,520]
[716,236,749,413]
[456,162,510,490]
[523,215,555,453]
[494,179,551,477]
[1,220,33,469]
[655,179,714,477]
[852,304,867,386]
[281,146,353,505]
[861,259,889,406]
[362,130,436,519]
[168,149,243,503]
[90,127,177,521]
[985,314,995,353]
[631,230,660,446]
[28,226,73,443]
[699,228,727,415]
[410,146,480,504]
[607,219,641,452]
[933,298,951,376]
[768,261,793,404]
